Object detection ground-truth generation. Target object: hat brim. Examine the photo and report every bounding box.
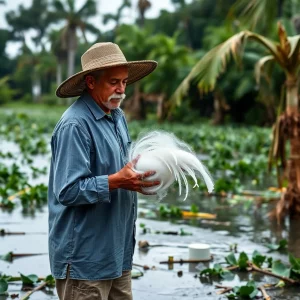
[56,60,157,98]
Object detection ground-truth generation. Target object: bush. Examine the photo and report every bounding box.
[0,76,15,105]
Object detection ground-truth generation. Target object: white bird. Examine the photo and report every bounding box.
[128,130,214,200]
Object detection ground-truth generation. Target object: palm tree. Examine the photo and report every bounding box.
[50,0,99,78]
[116,24,155,120]
[5,0,54,51]
[48,29,68,86]
[229,0,300,34]
[137,0,151,27]
[103,0,131,29]
[171,22,300,219]
[145,33,192,120]
[15,46,56,102]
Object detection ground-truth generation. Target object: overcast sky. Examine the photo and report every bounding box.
[0,0,192,57]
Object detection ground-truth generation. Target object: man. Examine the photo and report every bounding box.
[48,42,160,300]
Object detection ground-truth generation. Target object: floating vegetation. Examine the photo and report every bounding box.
[0,273,55,299]
[198,250,300,298]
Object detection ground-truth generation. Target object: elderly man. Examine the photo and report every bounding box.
[48,42,160,300]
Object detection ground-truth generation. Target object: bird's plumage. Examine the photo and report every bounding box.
[128,131,214,200]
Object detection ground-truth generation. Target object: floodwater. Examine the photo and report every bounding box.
[2,191,300,299]
[1,140,300,299]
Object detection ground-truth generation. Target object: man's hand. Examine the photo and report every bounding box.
[108,156,160,194]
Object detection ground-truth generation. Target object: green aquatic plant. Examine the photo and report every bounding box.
[201,263,235,280]
[226,281,259,299]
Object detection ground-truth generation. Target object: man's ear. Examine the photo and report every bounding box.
[85,75,95,89]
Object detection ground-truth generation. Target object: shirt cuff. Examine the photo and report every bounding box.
[96,175,111,203]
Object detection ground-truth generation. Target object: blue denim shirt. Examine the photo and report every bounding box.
[48,92,137,280]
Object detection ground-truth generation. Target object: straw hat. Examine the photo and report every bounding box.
[56,42,158,98]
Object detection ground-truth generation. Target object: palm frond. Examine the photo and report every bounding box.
[103,13,116,25]
[77,0,96,18]
[171,31,246,105]
[287,35,300,70]
[67,0,75,13]
[171,30,284,106]
[230,0,276,32]
[84,23,101,35]
[255,55,274,85]
[53,0,66,14]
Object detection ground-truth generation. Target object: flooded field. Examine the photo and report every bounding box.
[1,112,300,299]
[1,190,300,299]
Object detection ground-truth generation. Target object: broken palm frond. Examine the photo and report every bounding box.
[215,285,233,295]
[247,262,298,285]
[181,211,216,219]
[20,281,47,300]
[129,130,214,200]
[258,286,271,300]
[215,284,271,299]
[160,256,213,264]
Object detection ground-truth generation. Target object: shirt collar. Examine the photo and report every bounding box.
[81,92,124,122]
[81,92,105,120]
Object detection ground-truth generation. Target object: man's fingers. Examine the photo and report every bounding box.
[143,170,156,178]
[140,180,160,187]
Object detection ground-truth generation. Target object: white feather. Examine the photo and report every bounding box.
[129,131,214,200]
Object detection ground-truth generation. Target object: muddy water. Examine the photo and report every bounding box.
[1,190,300,299]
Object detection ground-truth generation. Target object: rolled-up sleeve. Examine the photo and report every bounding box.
[52,122,110,206]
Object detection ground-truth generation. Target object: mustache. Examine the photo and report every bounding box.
[108,93,126,101]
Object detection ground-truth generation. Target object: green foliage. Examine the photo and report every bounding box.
[19,184,48,211]
[252,250,266,268]
[226,252,238,266]
[0,278,8,295]
[266,239,288,251]
[272,260,291,278]
[201,263,235,280]
[159,204,182,218]
[225,252,249,270]
[289,253,300,279]
[20,273,39,285]
[45,275,55,287]
[227,281,259,299]
[0,76,15,105]
[190,203,198,213]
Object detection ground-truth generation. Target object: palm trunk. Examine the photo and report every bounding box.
[67,48,76,78]
[67,28,77,78]
[276,74,300,219]
[66,28,77,105]
[32,75,41,102]
[130,82,145,120]
[56,60,62,87]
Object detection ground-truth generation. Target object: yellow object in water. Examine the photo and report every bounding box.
[8,187,30,201]
[181,211,216,219]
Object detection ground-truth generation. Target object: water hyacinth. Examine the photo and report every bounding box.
[128,131,214,200]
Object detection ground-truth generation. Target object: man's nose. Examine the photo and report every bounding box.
[116,82,126,93]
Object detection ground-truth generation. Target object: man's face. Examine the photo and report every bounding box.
[86,66,128,113]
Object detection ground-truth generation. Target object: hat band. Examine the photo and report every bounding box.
[82,54,127,71]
